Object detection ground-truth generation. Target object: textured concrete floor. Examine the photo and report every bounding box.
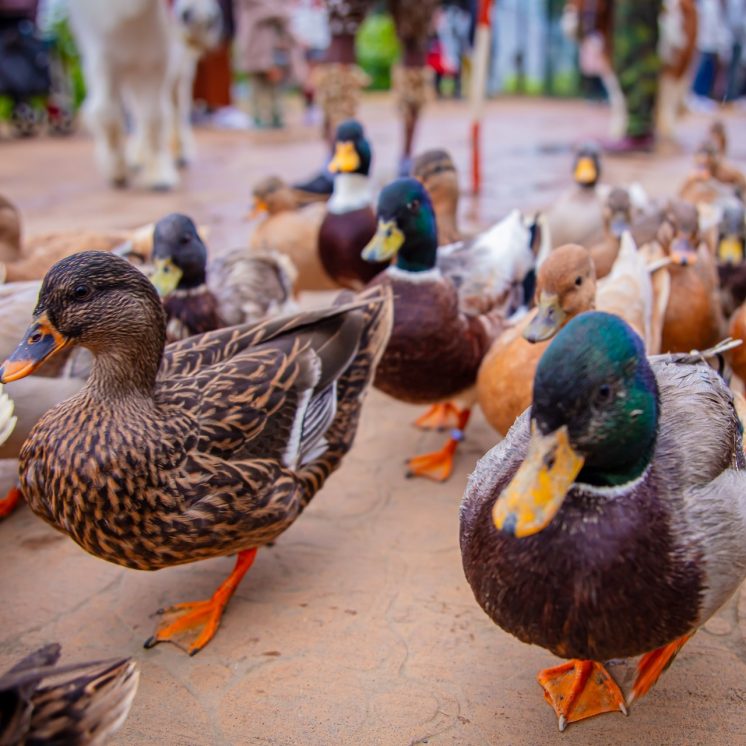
[1,95,746,745]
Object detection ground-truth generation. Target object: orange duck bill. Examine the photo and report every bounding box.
[0,313,70,383]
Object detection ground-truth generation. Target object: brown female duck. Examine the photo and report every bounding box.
[0,251,392,655]
[412,148,464,245]
[0,644,138,745]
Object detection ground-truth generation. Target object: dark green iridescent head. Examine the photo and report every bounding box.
[368,178,438,272]
[333,119,372,176]
[532,311,659,486]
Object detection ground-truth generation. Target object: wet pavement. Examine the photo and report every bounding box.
[1,94,746,745]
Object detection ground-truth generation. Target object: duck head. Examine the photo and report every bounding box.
[693,139,720,180]
[362,178,438,272]
[661,200,700,265]
[523,244,596,342]
[603,187,632,239]
[0,251,165,385]
[412,149,459,215]
[328,120,372,177]
[249,176,296,219]
[710,120,727,158]
[150,213,208,296]
[717,200,746,265]
[572,142,601,188]
[494,312,659,538]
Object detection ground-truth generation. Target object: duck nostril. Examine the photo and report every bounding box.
[28,332,42,345]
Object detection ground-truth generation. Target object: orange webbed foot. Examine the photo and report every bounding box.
[630,633,692,703]
[0,486,22,520]
[406,409,471,482]
[144,549,257,656]
[413,402,463,431]
[538,659,627,732]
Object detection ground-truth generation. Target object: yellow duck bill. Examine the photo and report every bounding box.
[328,141,360,173]
[718,234,744,264]
[574,156,597,185]
[523,293,566,343]
[150,257,183,297]
[492,424,584,537]
[0,313,70,383]
[362,219,405,262]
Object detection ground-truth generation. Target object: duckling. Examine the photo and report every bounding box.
[249,177,335,291]
[412,148,464,245]
[462,312,746,731]
[657,200,724,352]
[477,236,661,437]
[150,213,297,342]
[0,251,392,654]
[716,200,746,316]
[679,139,746,207]
[545,142,609,249]
[318,120,388,289]
[362,178,539,481]
[0,644,138,745]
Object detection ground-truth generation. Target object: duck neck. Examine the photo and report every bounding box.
[328,173,372,214]
[396,230,438,273]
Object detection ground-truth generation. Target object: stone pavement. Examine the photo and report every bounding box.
[1,95,745,745]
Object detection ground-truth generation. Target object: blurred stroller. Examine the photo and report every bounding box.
[0,0,76,136]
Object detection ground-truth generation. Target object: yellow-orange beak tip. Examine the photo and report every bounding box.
[0,315,69,383]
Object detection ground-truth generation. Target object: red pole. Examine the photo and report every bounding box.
[471,0,493,196]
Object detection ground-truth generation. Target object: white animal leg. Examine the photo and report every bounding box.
[602,71,628,139]
[173,56,198,167]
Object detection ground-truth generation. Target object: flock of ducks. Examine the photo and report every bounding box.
[1,117,746,740]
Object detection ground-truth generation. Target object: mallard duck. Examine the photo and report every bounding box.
[0,193,156,282]
[461,311,746,731]
[318,120,388,289]
[679,138,746,207]
[0,643,138,745]
[362,178,540,481]
[0,251,393,655]
[545,142,609,249]
[412,149,464,245]
[656,200,724,352]
[249,177,335,292]
[149,213,297,342]
[716,200,746,316]
[477,236,663,437]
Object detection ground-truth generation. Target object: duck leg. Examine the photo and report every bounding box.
[406,408,471,482]
[630,633,692,703]
[413,402,463,431]
[537,659,627,732]
[0,486,21,519]
[144,548,258,656]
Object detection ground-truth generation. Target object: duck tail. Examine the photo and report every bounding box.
[0,645,139,745]
[295,285,393,501]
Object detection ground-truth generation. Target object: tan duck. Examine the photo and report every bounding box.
[147,213,297,342]
[318,120,388,289]
[655,200,724,353]
[0,251,392,655]
[412,148,464,245]
[545,142,609,249]
[0,194,156,282]
[0,644,138,745]
[362,178,540,481]
[248,177,335,291]
[477,236,664,437]
[679,138,746,207]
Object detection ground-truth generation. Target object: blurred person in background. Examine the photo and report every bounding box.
[724,0,746,102]
[689,0,731,110]
[290,0,330,125]
[234,0,306,128]
[430,0,472,99]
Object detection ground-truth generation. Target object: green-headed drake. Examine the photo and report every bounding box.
[461,311,746,730]
[318,120,388,289]
[363,177,541,481]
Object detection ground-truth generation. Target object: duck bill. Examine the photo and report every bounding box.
[574,156,597,186]
[0,313,70,383]
[328,141,360,174]
[669,236,698,266]
[247,198,268,221]
[610,213,630,238]
[493,424,584,538]
[523,293,566,343]
[362,219,404,262]
[150,257,183,297]
[718,234,744,264]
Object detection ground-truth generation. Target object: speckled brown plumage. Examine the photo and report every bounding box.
[0,643,138,746]
[163,285,224,341]
[13,252,393,572]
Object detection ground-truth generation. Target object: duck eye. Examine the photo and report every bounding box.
[408,199,420,213]
[575,276,583,286]
[73,284,91,300]
[180,234,191,245]
[596,383,612,403]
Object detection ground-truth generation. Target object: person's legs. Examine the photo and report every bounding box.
[725,43,743,101]
[692,51,718,98]
[611,0,662,144]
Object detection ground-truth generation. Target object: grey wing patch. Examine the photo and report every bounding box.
[299,382,337,465]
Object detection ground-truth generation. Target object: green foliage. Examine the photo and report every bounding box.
[355,11,400,90]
